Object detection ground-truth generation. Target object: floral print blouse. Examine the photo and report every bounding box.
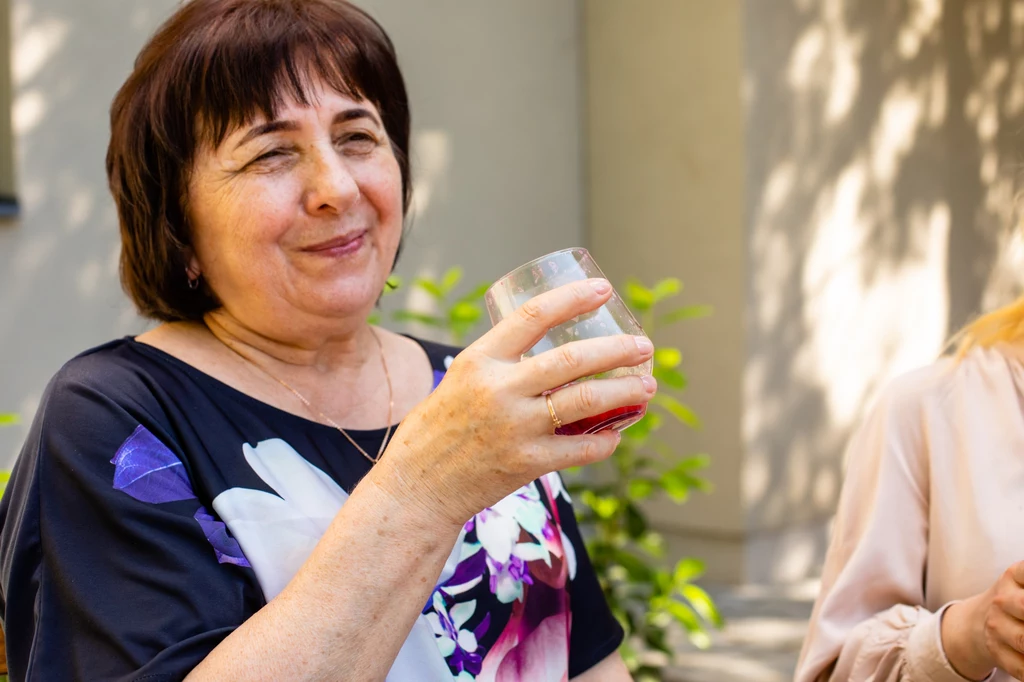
[0,336,623,681]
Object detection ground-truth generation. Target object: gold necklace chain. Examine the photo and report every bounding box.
[218,328,394,465]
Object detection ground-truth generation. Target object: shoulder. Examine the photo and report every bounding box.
[844,346,1021,476]
[43,338,166,412]
[873,345,1020,422]
[29,338,184,463]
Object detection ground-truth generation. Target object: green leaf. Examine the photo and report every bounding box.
[661,466,712,502]
[659,471,691,502]
[581,490,620,519]
[658,305,713,325]
[638,531,665,557]
[676,453,711,471]
[459,282,492,303]
[627,478,655,500]
[413,277,446,300]
[653,394,702,429]
[653,347,682,369]
[624,280,655,312]
[0,413,19,426]
[624,502,647,539]
[612,548,654,582]
[681,583,725,628]
[367,312,382,325]
[652,366,687,390]
[665,600,701,632]
[673,557,706,584]
[392,310,444,327]
[384,275,403,292]
[448,301,482,325]
[0,471,9,485]
[643,627,672,654]
[651,278,682,302]
[440,266,463,295]
[622,411,661,441]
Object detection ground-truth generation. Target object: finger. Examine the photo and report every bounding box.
[544,374,657,431]
[524,430,622,472]
[516,334,654,395]
[474,278,613,361]
[1011,561,1024,587]
[996,586,1024,623]
[989,639,1024,680]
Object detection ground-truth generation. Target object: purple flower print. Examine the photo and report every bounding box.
[111,425,196,504]
[111,425,250,569]
[486,553,535,603]
[426,592,489,676]
[194,507,251,568]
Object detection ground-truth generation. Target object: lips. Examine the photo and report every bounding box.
[302,229,368,253]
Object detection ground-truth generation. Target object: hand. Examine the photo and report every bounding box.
[373,277,657,528]
[943,561,1024,680]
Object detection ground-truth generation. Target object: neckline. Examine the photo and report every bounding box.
[124,334,444,437]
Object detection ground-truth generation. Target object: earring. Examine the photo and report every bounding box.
[186,268,200,290]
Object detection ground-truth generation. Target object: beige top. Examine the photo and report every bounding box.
[795,344,1024,682]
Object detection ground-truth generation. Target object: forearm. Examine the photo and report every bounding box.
[185,464,462,681]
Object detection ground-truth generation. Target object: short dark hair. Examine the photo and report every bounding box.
[107,0,412,322]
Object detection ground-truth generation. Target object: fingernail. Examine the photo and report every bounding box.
[634,336,653,353]
[641,375,658,392]
[590,278,611,294]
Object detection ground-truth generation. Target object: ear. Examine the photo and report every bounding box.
[184,248,201,279]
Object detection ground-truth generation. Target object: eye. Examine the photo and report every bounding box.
[252,149,285,163]
[339,132,379,155]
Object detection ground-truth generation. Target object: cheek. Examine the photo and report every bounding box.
[362,156,405,226]
[191,183,293,270]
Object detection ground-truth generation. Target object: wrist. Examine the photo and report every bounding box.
[942,598,995,680]
[360,448,468,536]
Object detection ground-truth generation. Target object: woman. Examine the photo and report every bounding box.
[0,1,654,680]
[796,298,1024,681]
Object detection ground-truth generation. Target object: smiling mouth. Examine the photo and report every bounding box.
[303,230,368,253]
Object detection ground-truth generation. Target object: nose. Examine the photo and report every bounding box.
[302,145,360,216]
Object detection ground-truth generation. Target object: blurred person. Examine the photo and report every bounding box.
[0,1,650,680]
[796,298,1024,681]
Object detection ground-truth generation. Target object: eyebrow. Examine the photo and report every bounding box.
[235,108,382,148]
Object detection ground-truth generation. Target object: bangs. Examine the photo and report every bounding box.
[153,0,408,154]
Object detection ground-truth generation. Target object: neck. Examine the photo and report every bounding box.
[202,309,379,378]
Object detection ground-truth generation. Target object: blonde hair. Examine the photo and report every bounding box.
[954,293,1024,358]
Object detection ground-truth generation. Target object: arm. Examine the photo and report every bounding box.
[187,278,655,680]
[796,368,987,682]
[185,465,462,681]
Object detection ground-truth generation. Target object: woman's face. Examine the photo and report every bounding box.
[186,77,404,337]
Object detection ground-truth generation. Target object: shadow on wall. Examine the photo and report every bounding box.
[744,0,1024,582]
[0,0,170,466]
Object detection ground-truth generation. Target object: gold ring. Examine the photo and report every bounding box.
[545,393,563,432]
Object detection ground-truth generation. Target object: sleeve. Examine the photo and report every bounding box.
[548,475,625,678]
[794,369,992,682]
[0,363,264,682]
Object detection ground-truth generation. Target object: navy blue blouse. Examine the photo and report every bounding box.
[0,336,622,681]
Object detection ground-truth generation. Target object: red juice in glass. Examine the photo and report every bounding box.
[485,248,653,436]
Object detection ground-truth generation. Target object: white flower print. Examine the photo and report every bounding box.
[212,438,458,681]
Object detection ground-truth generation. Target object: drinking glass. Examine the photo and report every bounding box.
[484,247,653,435]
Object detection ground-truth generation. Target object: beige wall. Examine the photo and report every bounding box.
[742,0,1024,583]
[0,0,585,467]
[0,0,13,199]
[584,0,749,581]
[586,0,1024,584]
